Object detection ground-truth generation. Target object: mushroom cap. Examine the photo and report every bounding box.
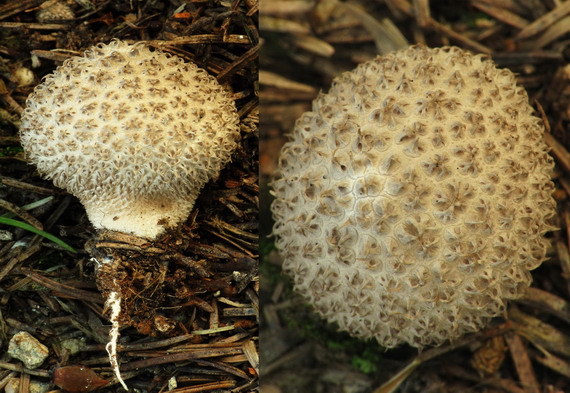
[271,45,556,348]
[20,40,240,239]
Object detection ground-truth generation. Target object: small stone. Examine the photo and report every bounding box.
[168,376,178,390]
[0,229,13,241]
[7,331,49,369]
[13,67,35,87]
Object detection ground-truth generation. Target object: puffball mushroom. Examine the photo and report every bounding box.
[19,39,240,239]
[19,39,241,389]
[272,45,557,348]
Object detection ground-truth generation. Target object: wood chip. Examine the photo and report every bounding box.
[242,339,259,375]
[425,18,492,54]
[505,333,540,393]
[20,268,104,304]
[533,348,570,378]
[150,35,252,45]
[475,0,526,14]
[0,0,44,21]
[122,345,244,371]
[259,71,317,93]
[259,16,310,34]
[526,15,570,50]
[509,306,570,358]
[517,1,570,40]
[518,287,570,324]
[260,0,315,16]
[384,0,413,17]
[413,0,430,28]
[0,199,43,230]
[290,34,335,57]
[30,49,76,62]
[340,2,408,54]
[545,133,570,175]
[0,361,49,378]
[0,21,70,30]
[472,1,529,29]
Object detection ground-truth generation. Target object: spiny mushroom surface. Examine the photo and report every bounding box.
[20,39,240,239]
[271,45,556,348]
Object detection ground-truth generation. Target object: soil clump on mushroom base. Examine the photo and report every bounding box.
[90,229,232,337]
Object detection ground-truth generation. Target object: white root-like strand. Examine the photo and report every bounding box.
[106,289,128,390]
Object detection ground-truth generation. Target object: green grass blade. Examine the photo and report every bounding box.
[0,217,77,253]
[0,196,55,219]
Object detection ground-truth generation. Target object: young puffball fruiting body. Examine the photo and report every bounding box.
[19,40,240,239]
[272,45,557,348]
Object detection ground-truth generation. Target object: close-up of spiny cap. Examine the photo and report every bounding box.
[271,45,557,348]
[19,39,240,239]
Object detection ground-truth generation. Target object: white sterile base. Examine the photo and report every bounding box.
[84,198,196,239]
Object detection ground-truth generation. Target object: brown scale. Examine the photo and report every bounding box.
[471,335,508,376]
